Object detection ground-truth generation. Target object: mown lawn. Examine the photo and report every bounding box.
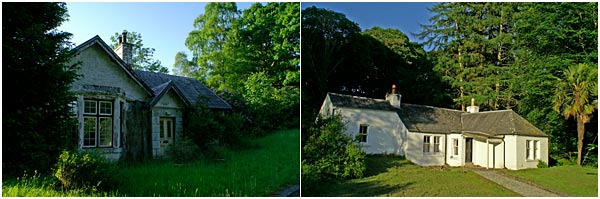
[2,129,299,197]
[305,155,518,197]
[503,165,598,197]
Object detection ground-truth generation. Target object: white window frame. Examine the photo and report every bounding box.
[526,140,533,160]
[83,99,113,148]
[433,136,441,153]
[358,125,368,143]
[423,136,431,153]
[534,140,539,160]
[452,138,459,156]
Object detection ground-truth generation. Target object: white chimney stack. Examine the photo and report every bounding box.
[114,32,133,66]
[466,98,479,113]
[386,84,401,108]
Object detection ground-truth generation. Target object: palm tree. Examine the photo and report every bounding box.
[553,63,598,166]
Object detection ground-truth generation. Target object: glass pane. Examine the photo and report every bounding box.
[84,100,96,114]
[167,120,172,138]
[160,120,164,138]
[99,101,112,115]
[83,117,96,147]
[99,117,112,147]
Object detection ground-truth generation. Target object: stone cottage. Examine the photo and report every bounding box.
[319,85,549,170]
[69,33,231,160]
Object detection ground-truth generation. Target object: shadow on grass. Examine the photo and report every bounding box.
[334,181,414,197]
[363,154,410,177]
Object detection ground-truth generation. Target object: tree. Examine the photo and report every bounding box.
[3,2,79,174]
[172,51,199,78]
[185,2,239,89]
[553,63,598,166]
[109,30,169,73]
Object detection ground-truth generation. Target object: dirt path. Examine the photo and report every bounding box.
[473,169,566,197]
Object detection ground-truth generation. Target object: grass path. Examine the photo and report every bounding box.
[2,129,300,197]
[304,155,518,197]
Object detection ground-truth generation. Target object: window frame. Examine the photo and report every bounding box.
[423,135,431,153]
[433,136,441,153]
[82,99,113,148]
[533,140,539,160]
[525,140,532,160]
[358,125,368,143]
[452,138,459,156]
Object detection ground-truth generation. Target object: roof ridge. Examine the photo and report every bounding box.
[329,92,386,101]
[134,69,200,81]
[402,103,463,112]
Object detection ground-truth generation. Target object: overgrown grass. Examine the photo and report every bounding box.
[503,165,598,197]
[2,129,299,197]
[303,155,518,197]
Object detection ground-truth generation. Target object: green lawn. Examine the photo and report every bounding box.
[503,165,598,197]
[2,129,300,197]
[304,155,518,197]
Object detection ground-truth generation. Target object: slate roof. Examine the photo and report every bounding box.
[134,70,231,109]
[326,92,547,136]
[462,110,547,137]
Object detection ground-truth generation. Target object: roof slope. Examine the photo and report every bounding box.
[328,93,462,133]
[326,92,547,136]
[462,110,547,137]
[134,70,231,109]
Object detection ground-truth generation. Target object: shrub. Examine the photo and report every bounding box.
[302,115,366,182]
[537,160,548,168]
[53,150,120,192]
[165,138,201,164]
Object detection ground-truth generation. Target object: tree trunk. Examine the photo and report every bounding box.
[577,115,585,166]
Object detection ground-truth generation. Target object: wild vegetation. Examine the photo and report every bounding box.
[301,2,598,167]
[3,129,300,197]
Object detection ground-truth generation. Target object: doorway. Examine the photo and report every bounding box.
[465,138,473,163]
[159,117,174,155]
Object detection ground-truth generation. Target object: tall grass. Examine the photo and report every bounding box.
[2,129,299,197]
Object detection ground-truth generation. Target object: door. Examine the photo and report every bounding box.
[465,138,473,163]
[159,117,174,155]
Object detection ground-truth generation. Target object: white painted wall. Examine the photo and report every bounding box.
[405,132,445,166]
[511,135,549,170]
[333,108,406,155]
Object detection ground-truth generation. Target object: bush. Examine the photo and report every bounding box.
[53,150,120,192]
[302,115,366,183]
[537,160,548,168]
[165,138,201,164]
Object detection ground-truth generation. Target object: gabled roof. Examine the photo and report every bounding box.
[70,35,153,96]
[71,35,231,110]
[134,70,231,109]
[326,92,547,136]
[462,110,547,137]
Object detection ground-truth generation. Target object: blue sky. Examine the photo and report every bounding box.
[59,2,437,74]
[301,2,437,48]
[58,2,255,74]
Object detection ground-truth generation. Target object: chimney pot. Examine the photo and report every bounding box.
[121,32,127,43]
[467,98,479,113]
[391,84,396,94]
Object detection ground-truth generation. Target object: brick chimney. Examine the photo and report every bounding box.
[114,32,133,66]
[386,84,401,108]
[466,98,479,113]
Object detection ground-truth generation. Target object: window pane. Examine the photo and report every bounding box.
[167,120,172,138]
[83,117,96,147]
[453,139,459,156]
[99,117,112,147]
[423,136,430,152]
[526,140,531,159]
[434,136,440,152]
[84,100,96,114]
[99,101,112,115]
[160,120,164,138]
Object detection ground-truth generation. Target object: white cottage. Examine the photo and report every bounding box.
[319,87,549,170]
[69,33,231,160]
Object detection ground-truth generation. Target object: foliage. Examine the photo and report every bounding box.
[109,30,169,73]
[184,3,300,134]
[3,2,79,175]
[506,165,598,196]
[302,116,366,193]
[537,160,549,168]
[165,138,202,164]
[552,63,598,166]
[53,151,120,192]
[303,155,518,197]
[183,96,246,152]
